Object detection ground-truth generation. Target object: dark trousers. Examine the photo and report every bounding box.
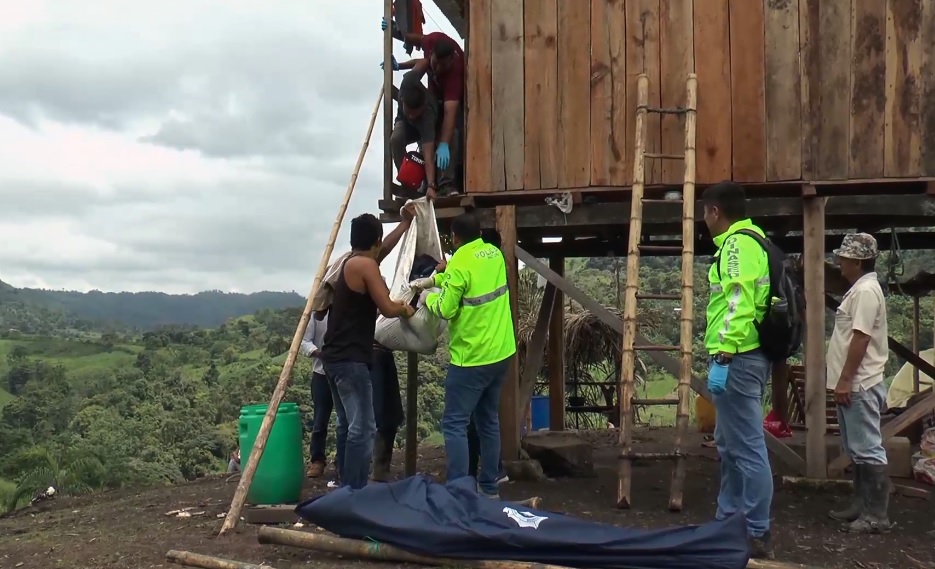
[468,417,503,478]
[371,347,404,480]
[309,371,333,464]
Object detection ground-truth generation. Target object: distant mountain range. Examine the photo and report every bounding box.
[0,279,305,332]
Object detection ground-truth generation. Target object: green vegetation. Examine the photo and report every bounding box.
[0,248,931,514]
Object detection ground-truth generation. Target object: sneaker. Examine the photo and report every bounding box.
[306,461,325,478]
[327,480,340,489]
[496,473,510,487]
[748,532,774,560]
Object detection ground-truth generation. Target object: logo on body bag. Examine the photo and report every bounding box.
[502,507,548,529]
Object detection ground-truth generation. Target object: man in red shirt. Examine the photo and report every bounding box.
[382,22,464,197]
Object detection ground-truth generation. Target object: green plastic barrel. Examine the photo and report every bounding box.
[238,402,304,505]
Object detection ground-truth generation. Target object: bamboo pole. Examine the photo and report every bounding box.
[219,86,385,536]
[257,528,573,569]
[167,550,276,569]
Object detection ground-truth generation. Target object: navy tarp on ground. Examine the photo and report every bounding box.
[295,475,750,569]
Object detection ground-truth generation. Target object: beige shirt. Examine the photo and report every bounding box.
[826,272,888,391]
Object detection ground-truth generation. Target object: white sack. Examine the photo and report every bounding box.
[374,199,447,354]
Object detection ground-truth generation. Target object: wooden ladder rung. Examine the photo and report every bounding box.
[621,452,686,460]
[632,398,679,406]
[637,244,683,254]
[644,153,685,160]
[641,106,687,116]
[634,344,680,352]
[635,293,681,301]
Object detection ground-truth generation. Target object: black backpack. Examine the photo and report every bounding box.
[715,229,805,363]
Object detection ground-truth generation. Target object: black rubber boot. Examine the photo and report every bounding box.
[844,464,891,533]
[829,467,862,522]
[370,431,395,483]
[748,531,774,560]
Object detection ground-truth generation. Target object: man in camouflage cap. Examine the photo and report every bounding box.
[826,232,891,533]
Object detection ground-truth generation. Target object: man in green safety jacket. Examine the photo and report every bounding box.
[702,181,774,560]
[410,211,515,499]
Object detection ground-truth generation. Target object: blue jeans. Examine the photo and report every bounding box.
[712,349,773,537]
[323,361,375,490]
[309,372,333,464]
[371,347,404,436]
[442,357,511,495]
[837,381,888,465]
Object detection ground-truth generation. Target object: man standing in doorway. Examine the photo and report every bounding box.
[320,208,417,490]
[411,212,515,499]
[300,311,333,480]
[826,233,891,533]
[702,181,774,559]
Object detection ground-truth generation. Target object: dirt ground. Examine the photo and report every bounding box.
[1,429,932,569]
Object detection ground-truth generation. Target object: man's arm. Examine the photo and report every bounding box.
[425,262,467,320]
[713,235,762,354]
[299,317,320,357]
[377,203,416,263]
[398,58,429,78]
[439,101,460,147]
[358,260,412,318]
[438,63,464,146]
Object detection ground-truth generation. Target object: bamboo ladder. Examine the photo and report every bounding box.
[617,73,698,511]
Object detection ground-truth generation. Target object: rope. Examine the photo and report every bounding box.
[886,227,905,296]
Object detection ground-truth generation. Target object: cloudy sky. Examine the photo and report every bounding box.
[0,0,461,294]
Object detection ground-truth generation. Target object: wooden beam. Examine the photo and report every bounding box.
[405,351,418,477]
[496,205,521,460]
[913,295,922,393]
[548,257,566,430]
[803,196,827,478]
[515,246,807,475]
[517,283,558,420]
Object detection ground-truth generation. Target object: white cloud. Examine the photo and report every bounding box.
[0,0,461,294]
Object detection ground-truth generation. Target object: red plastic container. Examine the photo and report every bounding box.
[397,151,426,189]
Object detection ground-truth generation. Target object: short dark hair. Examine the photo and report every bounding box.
[349,213,383,250]
[702,181,747,220]
[433,40,456,59]
[399,74,425,109]
[451,212,482,242]
[481,228,502,249]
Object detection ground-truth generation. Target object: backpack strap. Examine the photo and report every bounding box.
[714,228,769,280]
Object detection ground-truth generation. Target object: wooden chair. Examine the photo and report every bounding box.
[785,365,840,434]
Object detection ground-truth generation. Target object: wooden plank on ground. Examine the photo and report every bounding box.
[764,0,802,181]
[920,1,935,176]
[244,505,300,525]
[693,0,732,183]
[465,0,492,192]
[728,0,767,182]
[799,0,821,179]
[625,0,662,185]
[524,0,559,189]
[607,1,629,185]
[557,0,592,187]
[817,0,852,180]
[496,206,520,459]
[590,0,611,186]
[849,0,887,179]
[515,246,808,476]
[490,0,524,191]
[659,0,693,185]
[884,0,923,177]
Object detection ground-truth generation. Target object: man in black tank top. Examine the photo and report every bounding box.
[320,210,416,490]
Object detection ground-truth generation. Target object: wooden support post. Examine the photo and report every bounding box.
[496,205,521,460]
[514,246,808,475]
[548,257,565,431]
[382,0,393,202]
[517,283,557,420]
[803,194,827,479]
[406,351,419,476]
[913,295,921,394]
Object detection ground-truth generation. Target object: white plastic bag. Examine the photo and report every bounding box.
[374,199,447,354]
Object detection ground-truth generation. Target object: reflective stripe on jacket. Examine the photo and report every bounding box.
[425,238,516,367]
[704,219,770,355]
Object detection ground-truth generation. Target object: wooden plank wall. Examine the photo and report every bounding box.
[464,0,935,192]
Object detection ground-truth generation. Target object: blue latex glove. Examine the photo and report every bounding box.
[436,142,450,169]
[381,17,389,31]
[707,360,729,395]
[380,55,400,71]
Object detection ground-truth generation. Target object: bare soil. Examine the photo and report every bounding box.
[0,429,932,569]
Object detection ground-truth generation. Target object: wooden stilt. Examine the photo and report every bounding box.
[802,193,828,479]
[218,87,384,536]
[167,550,275,569]
[913,295,921,393]
[382,0,393,202]
[496,205,521,459]
[547,256,566,431]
